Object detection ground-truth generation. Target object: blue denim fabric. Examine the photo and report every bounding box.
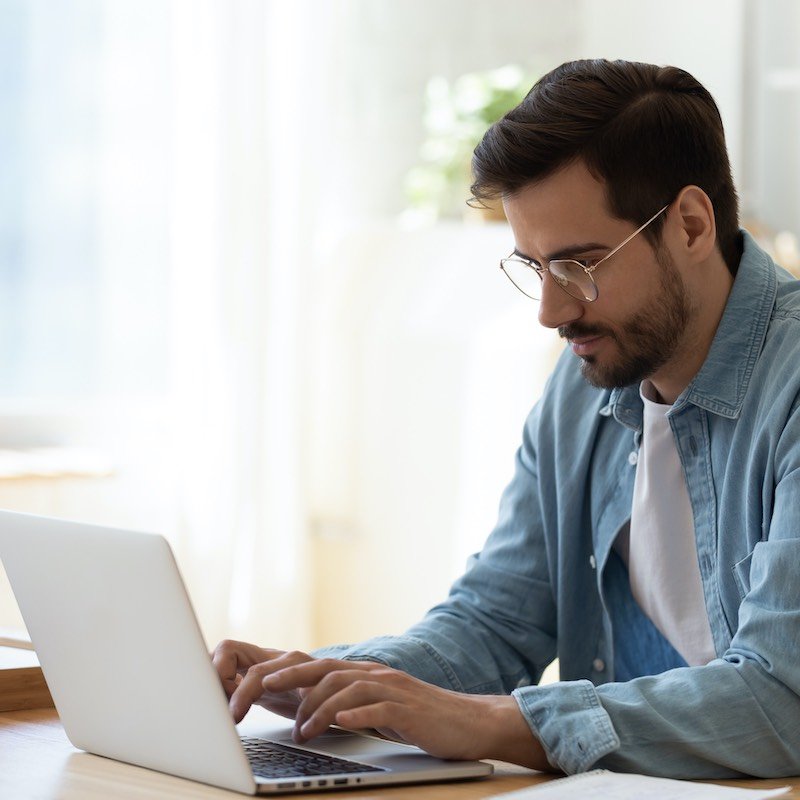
[315,231,800,778]
[603,549,687,682]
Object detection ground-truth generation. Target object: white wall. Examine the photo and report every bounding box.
[743,0,800,234]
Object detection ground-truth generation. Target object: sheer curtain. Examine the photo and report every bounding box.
[166,0,325,649]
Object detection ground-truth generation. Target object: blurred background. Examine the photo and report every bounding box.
[0,0,798,652]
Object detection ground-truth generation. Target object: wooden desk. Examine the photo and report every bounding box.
[1,707,799,799]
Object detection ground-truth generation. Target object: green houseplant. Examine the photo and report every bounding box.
[404,64,536,222]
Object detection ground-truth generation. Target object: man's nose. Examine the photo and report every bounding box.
[537,272,584,329]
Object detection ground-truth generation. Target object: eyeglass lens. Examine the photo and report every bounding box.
[501,259,597,302]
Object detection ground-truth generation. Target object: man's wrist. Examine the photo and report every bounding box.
[476,695,552,771]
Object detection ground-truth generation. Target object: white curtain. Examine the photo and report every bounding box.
[166,0,323,650]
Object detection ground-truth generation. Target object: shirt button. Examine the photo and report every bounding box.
[592,658,605,672]
[589,554,596,569]
[628,451,638,466]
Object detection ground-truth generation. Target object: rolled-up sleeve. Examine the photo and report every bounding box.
[513,680,619,773]
[512,531,800,778]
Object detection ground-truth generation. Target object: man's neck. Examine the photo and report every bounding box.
[649,256,736,405]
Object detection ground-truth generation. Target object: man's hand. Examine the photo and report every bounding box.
[262,655,550,769]
[211,640,551,770]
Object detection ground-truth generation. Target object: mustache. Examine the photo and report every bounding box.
[558,322,614,341]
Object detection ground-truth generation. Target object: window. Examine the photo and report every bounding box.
[0,1,170,404]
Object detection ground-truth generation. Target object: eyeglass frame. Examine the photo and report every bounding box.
[499,203,670,303]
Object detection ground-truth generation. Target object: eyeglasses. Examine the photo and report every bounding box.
[499,204,670,302]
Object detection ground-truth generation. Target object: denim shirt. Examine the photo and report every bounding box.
[316,231,800,779]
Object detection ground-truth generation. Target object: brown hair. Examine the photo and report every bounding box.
[471,59,741,273]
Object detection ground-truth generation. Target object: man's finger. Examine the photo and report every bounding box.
[334,701,410,739]
[295,678,401,742]
[229,663,273,722]
[262,658,383,693]
[228,650,316,722]
[211,640,288,687]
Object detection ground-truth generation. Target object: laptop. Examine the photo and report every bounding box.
[0,510,492,794]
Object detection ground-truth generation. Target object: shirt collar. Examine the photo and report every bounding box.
[605,230,777,428]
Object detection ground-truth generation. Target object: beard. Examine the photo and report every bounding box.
[559,249,692,390]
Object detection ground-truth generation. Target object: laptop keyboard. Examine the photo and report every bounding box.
[241,737,386,780]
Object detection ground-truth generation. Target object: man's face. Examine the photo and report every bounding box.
[503,161,693,391]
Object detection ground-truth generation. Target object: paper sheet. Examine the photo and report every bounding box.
[490,770,790,800]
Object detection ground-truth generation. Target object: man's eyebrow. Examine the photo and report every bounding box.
[513,242,610,262]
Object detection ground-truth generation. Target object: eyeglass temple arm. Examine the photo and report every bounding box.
[595,204,670,266]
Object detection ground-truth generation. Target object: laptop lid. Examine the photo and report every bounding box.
[0,511,492,794]
[0,510,257,794]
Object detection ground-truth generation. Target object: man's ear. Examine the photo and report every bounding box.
[672,185,717,263]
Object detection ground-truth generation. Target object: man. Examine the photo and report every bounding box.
[213,59,800,778]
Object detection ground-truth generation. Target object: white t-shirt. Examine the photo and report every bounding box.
[617,380,716,667]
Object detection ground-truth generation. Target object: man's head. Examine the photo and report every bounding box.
[471,59,740,274]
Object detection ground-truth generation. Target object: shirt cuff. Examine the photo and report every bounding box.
[513,680,621,773]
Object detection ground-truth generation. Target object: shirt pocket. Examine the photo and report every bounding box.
[732,549,755,599]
